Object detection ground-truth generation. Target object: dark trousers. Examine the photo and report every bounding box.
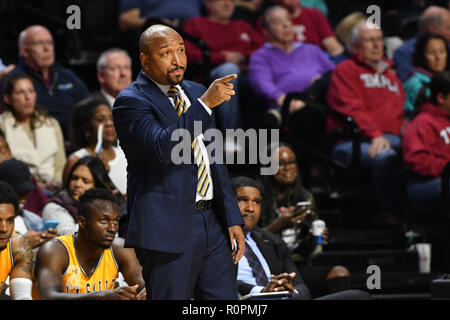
[135,208,238,300]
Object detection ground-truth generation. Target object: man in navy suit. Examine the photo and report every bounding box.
[112,24,245,300]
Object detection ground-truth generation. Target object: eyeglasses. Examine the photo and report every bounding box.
[26,40,54,48]
[279,159,297,168]
[361,37,383,44]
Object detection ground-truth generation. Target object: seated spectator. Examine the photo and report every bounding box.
[119,0,203,31]
[77,48,133,108]
[249,5,334,137]
[394,6,450,81]
[403,71,450,213]
[183,0,264,131]
[0,73,66,194]
[0,25,89,137]
[404,33,449,120]
[231,176,371,300]
[0,129,49,216]
[326,21,405,225]
[256,0,345,61]
[35,188,145,300]
[257,143,352,298]
[64,99,128,196]
[0,181,34,300]
[42,156,122,236]
[0,159,56,249]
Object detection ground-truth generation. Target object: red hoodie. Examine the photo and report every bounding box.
[326,55,406,141]
[403,102,450,178]
[183,17,264,67]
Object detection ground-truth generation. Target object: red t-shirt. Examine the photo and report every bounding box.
[326,54,406,141]
[256,6,334,48]
[403,102,450,178]
[183,17,264,67]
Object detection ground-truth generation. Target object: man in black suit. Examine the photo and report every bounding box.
[113,24,245,300]
[231,176,371,300]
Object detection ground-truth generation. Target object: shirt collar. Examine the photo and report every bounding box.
[142,71,181,95]
[264,41,303,51]
[100,89,116,106]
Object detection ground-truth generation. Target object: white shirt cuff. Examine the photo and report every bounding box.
[250,286,265,294]
[198,98,212,116]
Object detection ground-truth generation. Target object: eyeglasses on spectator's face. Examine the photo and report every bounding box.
[274,147,298,186]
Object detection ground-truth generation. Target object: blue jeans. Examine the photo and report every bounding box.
[210,62,241,130]
[407,177,441,213]
[332,133,402,210]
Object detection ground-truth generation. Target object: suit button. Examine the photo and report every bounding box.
[192,170,197,176]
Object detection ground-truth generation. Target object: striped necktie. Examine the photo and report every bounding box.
[167,86,211,196]
[244,243,268,287]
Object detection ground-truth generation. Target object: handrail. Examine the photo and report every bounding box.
[281,92,361,169]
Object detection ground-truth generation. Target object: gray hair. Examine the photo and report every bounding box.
[347,20,381,53]
[96,48,131,72]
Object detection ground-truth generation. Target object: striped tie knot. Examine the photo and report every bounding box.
[167,85,180,98]
[167,85,186,116]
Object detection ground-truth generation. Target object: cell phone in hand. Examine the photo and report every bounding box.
[296,201,311,212]
[41,220,59,231]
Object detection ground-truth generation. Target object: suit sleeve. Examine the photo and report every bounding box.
[326,65,383,140]
[113,93,213,165]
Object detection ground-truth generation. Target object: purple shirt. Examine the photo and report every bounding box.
[249,42,335,109]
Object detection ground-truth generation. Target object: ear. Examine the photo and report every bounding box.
[3,94,11,106]
[97,71,105,86]
[19,45,29,60]
[78,215,86,229]
[437,92,446,105]
[139,52,150,71]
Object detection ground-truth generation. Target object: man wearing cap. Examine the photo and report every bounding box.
[0,159,57,248]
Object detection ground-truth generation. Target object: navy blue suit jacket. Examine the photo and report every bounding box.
[113,71,244,253]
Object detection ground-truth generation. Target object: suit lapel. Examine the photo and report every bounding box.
[136,71,178,122]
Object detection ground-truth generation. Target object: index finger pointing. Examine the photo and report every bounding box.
[216,73,238,83]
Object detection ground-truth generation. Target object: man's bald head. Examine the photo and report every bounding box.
[18,25,54,71]
[139,24,179,55]
[419,6,450,41]
[139,24,187,85]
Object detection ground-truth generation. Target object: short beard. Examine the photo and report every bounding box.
[168,77,183,86]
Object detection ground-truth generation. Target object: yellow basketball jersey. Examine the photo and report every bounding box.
[0,238,13,292]
[57,234,119,294]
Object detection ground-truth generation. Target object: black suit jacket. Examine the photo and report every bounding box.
[237,227,311,299]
